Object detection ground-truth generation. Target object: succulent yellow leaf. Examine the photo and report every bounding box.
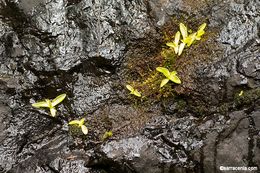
[196,31,205,40]
[166,42,178,54]
[160,78,169,88]
[126,85,134,92]
[169,74,181,84]
[174,31,181,54]
[198,23,207,32]
[81,125,88,135]
[184,33,196,47]
[180,23,188,39]
[133,90,141,97]
[50,107,57,117]
[156,67,170,78]
[166,42,176,47]
[51,94,66,107]
[69,120,81,125]
[79,118,85,126]
[32,101,49,108]
[196,23,206,40]
[178,43,186,56]
[126,85,141,97]
[174,31,180,45]
[197,30,205,37]
[174,46,179,54]
[170,71,177,76]
[102,131,113,140]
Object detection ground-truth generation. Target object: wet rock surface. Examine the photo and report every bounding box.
[0,0,259,173]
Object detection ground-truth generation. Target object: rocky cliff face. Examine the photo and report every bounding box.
[0,0,259,173]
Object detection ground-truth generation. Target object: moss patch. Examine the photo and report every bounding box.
[124,18,219,102]
[234,88,260,108]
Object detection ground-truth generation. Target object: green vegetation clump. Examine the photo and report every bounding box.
[125,22,207,100]
[126,85,142,97]
[32,94,90,137]
[166,23,206,56]
[30,21,209,142]
[69,118,88,135]
[156,67,181,87]
[102,131,113,140]
[32,94,66,117]
[234,88,260,107]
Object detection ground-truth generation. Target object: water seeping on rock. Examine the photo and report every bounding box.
[0,0,259,173]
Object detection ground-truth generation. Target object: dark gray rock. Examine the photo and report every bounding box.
[0,0,259,173]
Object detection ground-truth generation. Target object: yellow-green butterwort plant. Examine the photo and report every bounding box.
[156,67,181,87]
[166,23,207,56]
[180,23,196,47]
[166,31,181,55]
[69,118,88,135]
[102,130,113,140]
[181,22,207,46]
[126,85,141,97]
[32,93,66,117]
[166,31,185,56]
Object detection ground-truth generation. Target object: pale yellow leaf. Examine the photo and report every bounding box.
[50,107,57,117]
[166,42,177,48]
[156,67,170,78]
[180,23,188,39]
[79,118,85,126]
[81,125,88,135]
[166,42,178,54]
[160,78,169,88]
[196,30,205,40]
[170,71,177,76]
[185,33,196,47]
[196,23,206,40]
[69,120,81,125]
[51,94,66,107]
[174,31,180,45]
[32,101,49,108]
[169,74,181,84]
[198,23,207,32]
[102,131,113,140]
[178,43,185,56]
[126,85,134,92]
[133,90,141,97]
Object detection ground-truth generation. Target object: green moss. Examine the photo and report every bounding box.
[176,99,187,111]
[125,19,212,103]
[218,103,229,115]
[192,105,208,116]
[69,125,87,138]
[214,88,260,116]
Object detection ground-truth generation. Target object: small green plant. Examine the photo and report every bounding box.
[32,93,67,117]
[166,23,207,56]
[156,67,181,87]
[102,130,113,140]
[69,118,88,135]
[166,31,183,55]
[239,90,244,96]
[126,85,141,97]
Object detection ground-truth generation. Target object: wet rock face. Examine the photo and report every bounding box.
[0,0,260,173]
[196,0,260,104]
[0,0,154,172]
[98,116,203,173]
